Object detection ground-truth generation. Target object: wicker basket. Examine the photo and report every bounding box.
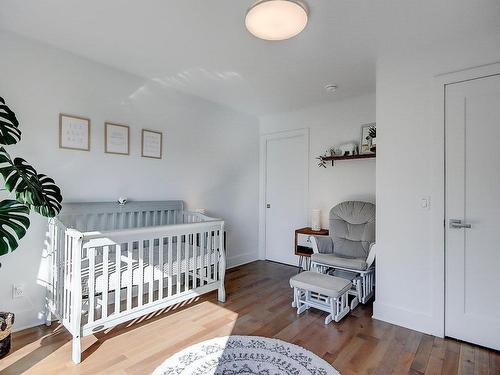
[0,312,14,359]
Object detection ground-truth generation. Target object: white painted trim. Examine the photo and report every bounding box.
[373,301,442,336]
[227,252,259,269]
[431,61,500,338]
[259,129,310,261]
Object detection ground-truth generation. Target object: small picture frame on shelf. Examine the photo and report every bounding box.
[59,114,91,151]
[105,122,129,155]
[360,123,376,155]
[141,129,163,159]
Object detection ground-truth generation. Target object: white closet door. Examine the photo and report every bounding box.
[265,131,308,266]
[445,74,500,350]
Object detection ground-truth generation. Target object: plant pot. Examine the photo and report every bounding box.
[0,312,14,359]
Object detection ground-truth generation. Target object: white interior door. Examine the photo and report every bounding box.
[445,74,500,350]
[265,131,308,266]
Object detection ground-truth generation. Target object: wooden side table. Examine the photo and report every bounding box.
[294,227,329,272]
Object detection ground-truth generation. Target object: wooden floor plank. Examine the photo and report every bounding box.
[1,260,498,375]
[411,334,435,373]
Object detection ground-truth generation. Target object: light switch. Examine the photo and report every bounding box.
[420,196,431,210]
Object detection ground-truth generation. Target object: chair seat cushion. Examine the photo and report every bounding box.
[290,271,351,298]
[311,253,368,271]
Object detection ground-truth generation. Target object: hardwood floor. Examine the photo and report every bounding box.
[1,261,499,374]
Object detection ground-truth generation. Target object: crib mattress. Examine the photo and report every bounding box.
[81,248,218,295]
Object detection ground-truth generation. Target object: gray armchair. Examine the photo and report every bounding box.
[311,201,375,271]
[310,201,376,306]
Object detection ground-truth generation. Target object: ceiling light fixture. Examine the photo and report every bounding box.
[245,0,309,41]
[325,84,338,93]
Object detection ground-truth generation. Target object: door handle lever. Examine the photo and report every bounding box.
[449,219,472,229]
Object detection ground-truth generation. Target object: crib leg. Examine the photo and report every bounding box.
[45,310,52,327]
[72,335,81,364]
[218,282,226,303]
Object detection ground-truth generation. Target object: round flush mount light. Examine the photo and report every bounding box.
[245,0,309,41]
[325,84,338,93]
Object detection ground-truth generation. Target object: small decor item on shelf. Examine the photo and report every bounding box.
[338,142,358,156]
[316,147,335,168]
[369,125,376,152]
[360,123,376,154]
[311,209,321,231]
[0,312,14,359]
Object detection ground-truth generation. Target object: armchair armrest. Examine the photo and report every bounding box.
[310,235,333,254]
[366,243,376,269]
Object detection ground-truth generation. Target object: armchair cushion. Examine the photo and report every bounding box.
[311,253,368,271]
[311,235,334,254]
[329,201,375,259]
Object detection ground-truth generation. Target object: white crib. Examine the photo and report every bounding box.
[45,200,226,364]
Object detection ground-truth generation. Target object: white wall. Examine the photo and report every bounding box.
[259,94,376,230]
[0,31,260,330]
[374,37,500,335]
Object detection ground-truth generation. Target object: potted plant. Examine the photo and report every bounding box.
[368,126,376,152]
[0,96,63,357]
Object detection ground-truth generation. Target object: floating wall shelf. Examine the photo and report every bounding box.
[321,154,375,161]
[319,153,376,167]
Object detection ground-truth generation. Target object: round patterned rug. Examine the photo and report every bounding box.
[152,335,340,375]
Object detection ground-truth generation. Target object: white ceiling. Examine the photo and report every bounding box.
[0,0,499,116]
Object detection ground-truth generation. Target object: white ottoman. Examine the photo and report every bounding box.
[290,271,351,324]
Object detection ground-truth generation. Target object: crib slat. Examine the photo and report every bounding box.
[158,237,163,300]
[138,241,144,307]
[115,244,121,314]
[167,237,173,297]
[67,235,72,323]
[198,232,208,286]
[64,235,70,320]
[207,231,213,282]
[214,231,219,282]
[126,242,132,310]
[176,235,181,294]
[102,246,109,319]
[148,239,154,303]
[88,246,95,324]
[193,233,198,288]
[184,234,189,290]
[57,226,64,317]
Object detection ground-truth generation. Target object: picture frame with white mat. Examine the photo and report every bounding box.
[141,129,163,159]
[104,122,130,155]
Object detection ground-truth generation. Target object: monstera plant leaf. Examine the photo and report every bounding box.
[0,199,30,256]
[0,148,43,205]
[0,96,63,258]
[0,149,63,217]
[31,174,62,218]
[0,97,21,145]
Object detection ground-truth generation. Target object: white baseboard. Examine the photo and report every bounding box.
[227,251,259,269]
[372,301,442,337]
[12,320,45,333]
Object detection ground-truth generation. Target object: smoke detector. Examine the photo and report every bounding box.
[325,84,338,93]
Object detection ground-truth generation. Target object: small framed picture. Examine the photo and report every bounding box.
[141,129,163,159]
[59,114,90,151]
[105,122,130,155]
[360,123,376,155]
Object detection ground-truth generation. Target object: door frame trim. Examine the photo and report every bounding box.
[432,62,500,338]
[258,128,310,261]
